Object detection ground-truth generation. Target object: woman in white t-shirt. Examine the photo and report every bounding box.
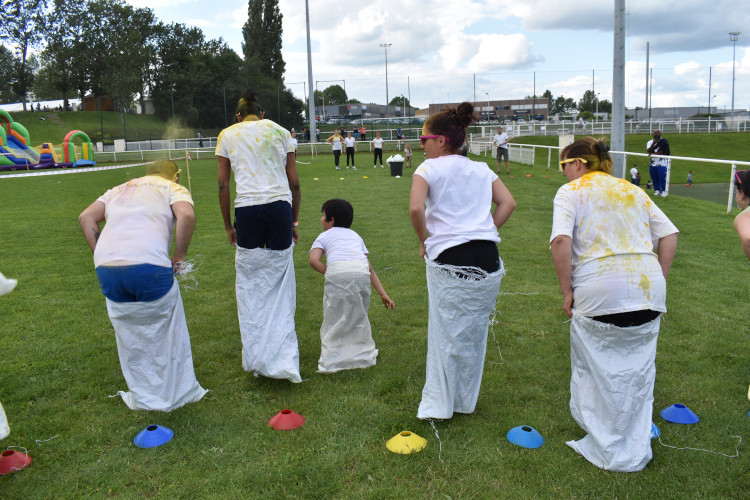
[550,137,678,472]
[371,131,384,168]
[326,129,344,169]
[408,102,516,420]
[343,132,357,169]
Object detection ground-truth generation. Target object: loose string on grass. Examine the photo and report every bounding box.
[35,434,61,446]
[174,254,205,290]
[427,419,445,464]
[487,309,505,365]
[657,434,742,458]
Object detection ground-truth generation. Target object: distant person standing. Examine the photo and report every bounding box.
[291,131,298,156]
[327,129,344,170]
[360,124,367,141]
[687,170,693,187]
[493,126,510,175]
[344,132,357,169]
[630,164,639,185]
[647,130,670,197]
[372,131,384,168]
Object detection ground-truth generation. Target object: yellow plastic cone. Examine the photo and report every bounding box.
[386,431,427,454]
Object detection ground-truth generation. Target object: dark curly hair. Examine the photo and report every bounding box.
[321,198,354,228]
[236,89,265,119]
[735,170,750,198]
[423,102,476,154]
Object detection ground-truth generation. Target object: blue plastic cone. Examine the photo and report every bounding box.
[134,425,174,448]
[650,422,661,439]
[660,404,699,424]
[507,425,544,449]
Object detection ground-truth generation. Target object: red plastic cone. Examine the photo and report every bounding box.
[0,450,32,475]
[269,409,305,430]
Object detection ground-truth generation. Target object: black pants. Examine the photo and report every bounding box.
[435,240,500,273]
[592,309,660,327]
[234,201,292,250]
[333,150,341,166]
[373,148,383,166]
[346,147,355,166]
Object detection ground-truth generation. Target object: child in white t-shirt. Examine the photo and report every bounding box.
[404,144,413,168]
[309,199,395,373]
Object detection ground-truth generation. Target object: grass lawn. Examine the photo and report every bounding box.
[0,148,748,497]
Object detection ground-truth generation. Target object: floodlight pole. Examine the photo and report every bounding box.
[380,43,392,139]
[611,0,626,178]
[305,0,316,142]
[730,32,741,126]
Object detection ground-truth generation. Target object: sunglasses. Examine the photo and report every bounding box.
[420,134,446,145]
[735,171,745,186]
[559,157,588,169]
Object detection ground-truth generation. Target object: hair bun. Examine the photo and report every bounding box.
[455,102,476,127]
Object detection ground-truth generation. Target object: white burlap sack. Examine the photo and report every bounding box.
[318,260,378,373]
[236,245,301,383]
[106,281,207,412]
[0,401,9,440]
[417,258,504,420]
[567,312,660,472]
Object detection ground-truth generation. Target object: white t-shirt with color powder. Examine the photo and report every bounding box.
[94,176,193,268]
[550,171,679,316]
[311,227,369,264]
[413,155,500,260]
[215,119,295,208]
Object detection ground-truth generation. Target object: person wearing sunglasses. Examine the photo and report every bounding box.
[409,102,516,421]
[733,170,750,259]
[550,137,678,472]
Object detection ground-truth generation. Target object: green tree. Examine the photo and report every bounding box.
[323,85,347,105]
[389,95,411,108]
[36,0,86,109]
[578,90,596,113]
[242,0,285,82]
[0,46,17,103]
[0,0,49,109]
[552,96,577,115]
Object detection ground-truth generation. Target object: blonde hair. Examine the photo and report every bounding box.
[560,136,612,174]
[147,160,181,181]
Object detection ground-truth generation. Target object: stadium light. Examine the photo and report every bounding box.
[380,43,392,138]
[729,32,741,124]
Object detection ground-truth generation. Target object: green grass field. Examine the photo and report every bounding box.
[1,149,749,497]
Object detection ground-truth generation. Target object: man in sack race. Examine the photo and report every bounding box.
[216,90,302,383]
[78,160,207,411]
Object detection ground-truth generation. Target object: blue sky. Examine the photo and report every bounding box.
[125,0,749,111]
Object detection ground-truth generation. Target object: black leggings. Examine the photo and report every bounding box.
[333,150,341,166]
[373,148,383,166]
[346,147,355,166]
[434,240,500,273]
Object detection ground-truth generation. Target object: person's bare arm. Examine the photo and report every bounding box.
[309,248,326,274]
[654,232,678,278]
[171,201,196,270]
[491,178,516,229]
[369,260,395,309]
[735,211,750,260]
[409,175,429,258]
[286,152,301,243]
[217,155,236,246]
[79,201,106,252]
[550,235,574,317]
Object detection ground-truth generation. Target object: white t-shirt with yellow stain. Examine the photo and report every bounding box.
[94,176,193,268]
[215,119,295,208]
[550,171,678,316]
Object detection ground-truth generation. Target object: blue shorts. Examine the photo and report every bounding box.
[96,264,174,302]
[235,200,293,250]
